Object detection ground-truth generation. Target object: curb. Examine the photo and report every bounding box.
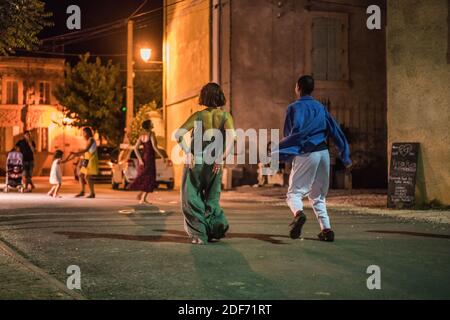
[0,239,87,300]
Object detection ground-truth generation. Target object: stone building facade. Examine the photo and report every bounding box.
[163,0,387,189]
[0,56,84,176]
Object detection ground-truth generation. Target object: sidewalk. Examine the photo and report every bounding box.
[225,186,450,225]
[0,244,74,300]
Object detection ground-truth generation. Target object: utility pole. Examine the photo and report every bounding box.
[125,19,134,143]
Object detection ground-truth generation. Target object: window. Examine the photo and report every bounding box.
[310,12,349,82]
[38,82,51,105]
[40,127,49,152]
[6,81,19,104]
[0,128,6,152]
[30,128,49,152]
[0,127,14,152]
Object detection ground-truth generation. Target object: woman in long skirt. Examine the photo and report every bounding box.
[175,83,237,245]
[71,127,99,199]
[128,120,165,204]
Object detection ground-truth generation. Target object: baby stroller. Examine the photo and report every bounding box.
[4,150,24,193]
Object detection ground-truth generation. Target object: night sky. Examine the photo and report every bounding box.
[38,0,163,65]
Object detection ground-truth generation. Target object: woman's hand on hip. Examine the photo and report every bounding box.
[213,163,222,175]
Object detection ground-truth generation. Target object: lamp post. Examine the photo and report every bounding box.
[124,19,161,145]
[125,19,134,144]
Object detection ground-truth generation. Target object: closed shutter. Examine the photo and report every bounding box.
[311,14,348,81]
[6,81,18,104]
[312,17,329,80]
[0,128,5,152]
[327,18,340,81]
[45,83,51,104]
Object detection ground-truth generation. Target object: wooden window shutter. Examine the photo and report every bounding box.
[312,17,329,80]
[327,18,340,81]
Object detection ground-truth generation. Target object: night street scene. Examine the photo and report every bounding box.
[0,0,450,310]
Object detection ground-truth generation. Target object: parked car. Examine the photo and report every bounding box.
[73,146,118,184]
[111,145,174,190]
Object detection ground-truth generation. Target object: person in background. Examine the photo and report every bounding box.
[70,127,99,199]
[274,75,352,242]
[128,120,165,205]
[15,131,36,192]
[47,150,68,198]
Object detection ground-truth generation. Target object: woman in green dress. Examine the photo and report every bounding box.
[175,83,237,245]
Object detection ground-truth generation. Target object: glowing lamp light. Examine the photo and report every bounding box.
[140,48,152,63]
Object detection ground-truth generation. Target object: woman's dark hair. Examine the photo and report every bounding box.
[142,120,153,130]
[54,150,63,160]
[199,83,226,108]
[297,75,315,95]
[83,127,94,138]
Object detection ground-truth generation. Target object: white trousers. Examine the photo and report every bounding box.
[286,150,331,230]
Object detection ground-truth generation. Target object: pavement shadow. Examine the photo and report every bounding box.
[54,231,190,244]
[54,228,295,245]
[367,230,450,240]
[155,229,291,245]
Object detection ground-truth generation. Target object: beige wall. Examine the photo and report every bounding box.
[387,0,450,205]
[164,0,212,188]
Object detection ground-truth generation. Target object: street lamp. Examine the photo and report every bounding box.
[140,48,152,63]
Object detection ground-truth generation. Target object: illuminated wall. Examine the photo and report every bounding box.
[0,57,85,177]
[387,0,450,205]
[164,0,212,188]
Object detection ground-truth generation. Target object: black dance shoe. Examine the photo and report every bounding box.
[289,211,307,239]
[318,229,335,242]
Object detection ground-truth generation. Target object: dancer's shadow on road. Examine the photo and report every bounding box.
[367,230,450,239]
[154,229,290,245]
[54,229,296,245]
[55,230,190,244]
[55,224,318,245]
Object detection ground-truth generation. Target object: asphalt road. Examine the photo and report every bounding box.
[1,178,450,300]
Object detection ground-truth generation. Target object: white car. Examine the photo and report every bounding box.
[111,145,175,190]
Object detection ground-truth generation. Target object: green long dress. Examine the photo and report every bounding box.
[181,111,231,244]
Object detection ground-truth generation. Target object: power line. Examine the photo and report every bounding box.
[41,7,163,46]
[40,15,161,51]
[128,0,149,20]
[42,19,127,42]
[16,50,127,57]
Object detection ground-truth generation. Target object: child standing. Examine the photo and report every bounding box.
[48,150,65,198]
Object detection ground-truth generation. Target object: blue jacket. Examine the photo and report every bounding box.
[273,96,352,166]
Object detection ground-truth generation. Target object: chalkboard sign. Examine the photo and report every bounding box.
[388,143,420,209]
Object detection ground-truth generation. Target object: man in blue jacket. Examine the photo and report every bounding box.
[275,75,352,242]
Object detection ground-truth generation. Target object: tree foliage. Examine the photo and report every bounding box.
[128,101,158,145]
[0,0,53,55]
[134,71,162,109]
[54,54,124,145]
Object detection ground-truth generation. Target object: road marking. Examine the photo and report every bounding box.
[118,209,136,215]
[0,239,86,300]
